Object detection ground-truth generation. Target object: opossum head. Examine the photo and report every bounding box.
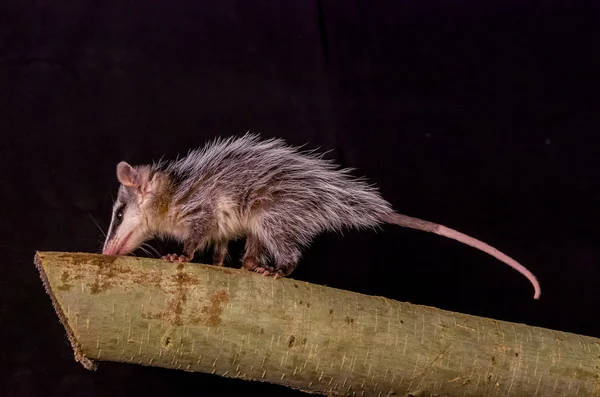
[102,161,163,256]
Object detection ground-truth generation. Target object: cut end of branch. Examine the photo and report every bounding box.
[33,251,98,371]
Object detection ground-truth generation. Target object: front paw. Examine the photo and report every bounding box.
[161,253,191,263]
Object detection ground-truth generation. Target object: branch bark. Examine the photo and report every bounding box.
[34,251,600,396]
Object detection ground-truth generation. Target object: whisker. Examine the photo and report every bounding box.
[138,246,154,258]
[87,213,107,238]
[141,243,161,258]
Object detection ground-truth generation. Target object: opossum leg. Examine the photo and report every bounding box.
[160,238,198,263]
[257,237,301,279]
[268,250,300,279]
[212,240,228,266]
[240,230,301,278]
[161,219,213,263]
[242,236,268,272]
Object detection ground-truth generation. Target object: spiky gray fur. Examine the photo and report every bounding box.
[152,132,395,275]
[166,133,393,230]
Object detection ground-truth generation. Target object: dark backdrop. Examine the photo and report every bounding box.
[2,0,600,396]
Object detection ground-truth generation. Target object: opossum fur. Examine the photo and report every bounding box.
[102,132,541,299]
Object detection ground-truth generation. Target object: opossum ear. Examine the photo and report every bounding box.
[117,161,140,188]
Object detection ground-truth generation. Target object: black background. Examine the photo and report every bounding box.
[2,1,600,396]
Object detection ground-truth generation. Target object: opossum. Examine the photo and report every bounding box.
[101,133,541,299]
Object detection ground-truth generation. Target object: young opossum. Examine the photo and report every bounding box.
[102,133,541,299]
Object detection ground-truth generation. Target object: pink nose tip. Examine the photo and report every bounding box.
[102,245,114,255]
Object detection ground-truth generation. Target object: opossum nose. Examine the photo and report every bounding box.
[102,244,115,255]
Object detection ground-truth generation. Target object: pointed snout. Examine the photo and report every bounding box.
[101,232,132,256]
[102,239,119,256]
[102,244,116,256]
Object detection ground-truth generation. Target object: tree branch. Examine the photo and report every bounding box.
[34,251,600,396]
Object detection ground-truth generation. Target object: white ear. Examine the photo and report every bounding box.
[116,161,139,188]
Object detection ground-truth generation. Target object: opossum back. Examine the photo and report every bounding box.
[183,134,391,231]
[162,134,392,233]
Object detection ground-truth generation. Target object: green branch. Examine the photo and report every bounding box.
[34,251,600,396]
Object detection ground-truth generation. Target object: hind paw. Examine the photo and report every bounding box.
[161,253,191,263]
[253,266,286,279]
[243,258,286,279]
[242,257,259,271]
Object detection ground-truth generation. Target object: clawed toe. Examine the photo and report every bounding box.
[161,254,190,263]
[243,258,287,279]
[252,266,285,278]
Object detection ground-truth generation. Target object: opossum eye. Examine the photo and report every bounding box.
[114,208,124,226]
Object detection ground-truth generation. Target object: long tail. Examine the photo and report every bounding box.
[382,212,541,300]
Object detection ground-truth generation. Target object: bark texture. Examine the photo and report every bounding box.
[34,251,600,396]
